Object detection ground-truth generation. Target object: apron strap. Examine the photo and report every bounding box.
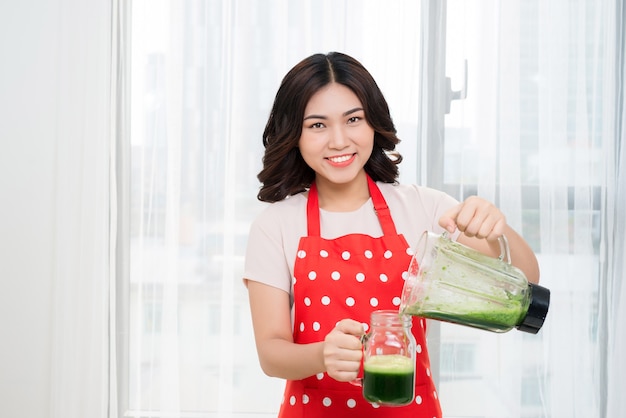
[367,175,399,236]
[306,175,399,237]
[306,181,321,236]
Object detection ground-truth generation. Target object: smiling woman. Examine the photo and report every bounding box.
[244,48,543,418]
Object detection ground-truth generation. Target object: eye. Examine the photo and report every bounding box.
[309,122,325,129]
[347,116,362,124]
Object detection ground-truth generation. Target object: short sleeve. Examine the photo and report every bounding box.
[242,195,307,297]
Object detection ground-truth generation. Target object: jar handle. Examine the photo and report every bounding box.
[498,234,511,264]
[349,333,370,387]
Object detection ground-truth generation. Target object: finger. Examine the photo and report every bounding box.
[484,218,506,241]
[438,203,463,233]
[464,203,497,237]
[327,368,360,383]
[474,215,497,239]
[454,204,478,234]
[325,328,363,352]
[332,333,363,351]
[324,346,363,363]
[473,208,506,240]
[335,318,366,338]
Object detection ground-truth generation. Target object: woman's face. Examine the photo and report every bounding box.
[299,82,374,186]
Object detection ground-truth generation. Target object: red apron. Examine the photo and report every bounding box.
[278,176,442,418]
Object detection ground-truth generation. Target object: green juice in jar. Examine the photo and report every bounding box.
[362,354,415,405]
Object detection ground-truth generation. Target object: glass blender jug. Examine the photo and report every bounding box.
[400,231,550,333]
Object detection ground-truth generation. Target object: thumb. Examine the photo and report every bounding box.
[439,203,462,233]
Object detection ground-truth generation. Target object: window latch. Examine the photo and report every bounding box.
[445,59,468,114]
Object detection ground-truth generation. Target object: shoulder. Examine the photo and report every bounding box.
[245,192,307,295]
[377,182,459,208]
[248,192,308,250]
[375,182,460,245]
[251,192,307,231]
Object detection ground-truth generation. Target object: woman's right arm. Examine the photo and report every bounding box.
[246,280,363,381]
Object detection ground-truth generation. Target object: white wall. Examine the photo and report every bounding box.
[0,1,59,417]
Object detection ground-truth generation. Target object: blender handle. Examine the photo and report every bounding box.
[498,234,511,264]
[441,230,511,263]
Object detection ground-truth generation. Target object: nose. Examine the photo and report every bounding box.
[328,125,349,149]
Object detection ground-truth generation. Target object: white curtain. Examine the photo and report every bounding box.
[126,1,422,417]
[125,1,626,418]
[49,0,118,417]
[605,2,626,416]
[439,1,626,417]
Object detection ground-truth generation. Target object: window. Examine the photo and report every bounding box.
[436,1,605,416]
[121,1,613,417]
[124,1,424,416]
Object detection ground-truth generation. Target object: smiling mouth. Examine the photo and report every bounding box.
[327,154,355,164]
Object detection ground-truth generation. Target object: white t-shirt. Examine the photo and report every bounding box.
[244,182,460,300]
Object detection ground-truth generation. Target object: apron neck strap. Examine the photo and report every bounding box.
[367,175,398,236]
[307,181,321,236]
[306,175,399,237]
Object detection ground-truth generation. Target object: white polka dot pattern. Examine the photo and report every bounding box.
[287,189,440,416]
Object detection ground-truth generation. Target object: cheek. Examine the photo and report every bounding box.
[360,133,375,160]
[297,137,319,164]
[359,130,375,149]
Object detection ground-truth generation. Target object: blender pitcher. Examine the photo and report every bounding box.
[400,231,550,334]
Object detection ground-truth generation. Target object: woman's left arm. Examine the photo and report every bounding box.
[439,196,540,284]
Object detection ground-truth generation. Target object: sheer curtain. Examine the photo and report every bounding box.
[125,1,626,418]
[126,1,422,417]
[605,2,626,416]
[438,1,626,417]
[49,1,118,417]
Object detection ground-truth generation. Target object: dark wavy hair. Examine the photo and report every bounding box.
[257,52,403,203]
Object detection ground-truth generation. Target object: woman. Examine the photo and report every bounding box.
[243,52,540,418]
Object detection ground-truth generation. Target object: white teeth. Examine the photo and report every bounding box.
[328,155,352,163]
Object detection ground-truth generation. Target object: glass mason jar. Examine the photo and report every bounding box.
[400,231,550,333]
[359,310,416,406]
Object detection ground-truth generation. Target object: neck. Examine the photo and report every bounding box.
[315,172,370,212]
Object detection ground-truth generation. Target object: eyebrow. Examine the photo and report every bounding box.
[303,107,364,121]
